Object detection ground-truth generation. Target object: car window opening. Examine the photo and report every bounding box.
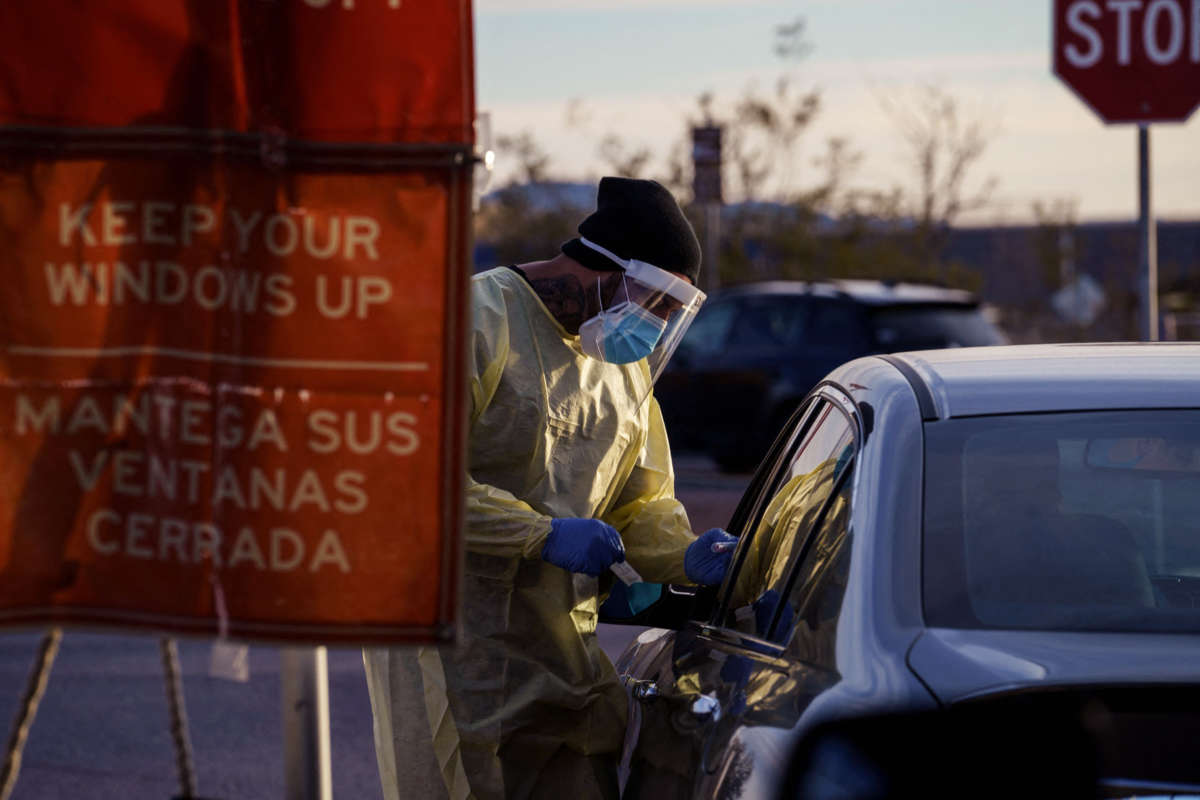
[720,404,856,641]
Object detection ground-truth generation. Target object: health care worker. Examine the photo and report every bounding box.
[365,177,736,800]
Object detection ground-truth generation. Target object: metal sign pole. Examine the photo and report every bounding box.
[281,647,333,800]
[691,124,723,294]
[1137,124,1158,341]
[704,202,721,294]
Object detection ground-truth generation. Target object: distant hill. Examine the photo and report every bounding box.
[479,181,839,228]
[479,181,596,214]
[945,220,1200,304]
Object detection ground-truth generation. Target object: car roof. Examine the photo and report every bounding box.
[713,279,978,306]
[886,343,1200,419]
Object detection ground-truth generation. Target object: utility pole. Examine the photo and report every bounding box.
[1137,125,1158,341]
[691,125,723,295]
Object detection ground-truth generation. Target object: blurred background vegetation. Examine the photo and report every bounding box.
[473,16,1200,343]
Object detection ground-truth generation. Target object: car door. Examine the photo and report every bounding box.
[620,388,861,799]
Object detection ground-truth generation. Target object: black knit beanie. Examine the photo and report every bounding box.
[561,177,702,284]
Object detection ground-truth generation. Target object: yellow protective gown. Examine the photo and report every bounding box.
[366,266,698,800]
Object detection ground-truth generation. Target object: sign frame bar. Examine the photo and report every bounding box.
[1137,124,1159,341]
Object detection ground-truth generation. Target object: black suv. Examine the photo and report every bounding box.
[656,279,1007,472]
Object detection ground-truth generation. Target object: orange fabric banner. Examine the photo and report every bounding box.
[0,1,471,643]
[0,0,474,144]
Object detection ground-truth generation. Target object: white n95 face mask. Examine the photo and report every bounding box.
[579,287,669,365]
[573,237,707,404]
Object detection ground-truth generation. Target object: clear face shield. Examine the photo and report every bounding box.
[576,237,706,397]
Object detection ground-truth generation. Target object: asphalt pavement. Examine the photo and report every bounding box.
[0,453,750,799]
[0,633,379,799]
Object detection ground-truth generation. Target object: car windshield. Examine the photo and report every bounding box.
[924,410,1200,633]
[870,305,1006,350]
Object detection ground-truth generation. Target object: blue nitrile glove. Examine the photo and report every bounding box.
[541,518,626,576]
[684,528,738,586]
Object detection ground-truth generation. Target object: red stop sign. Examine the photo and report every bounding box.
[1054,0,1200,123]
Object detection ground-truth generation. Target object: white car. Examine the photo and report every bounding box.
[612,343,1200,798]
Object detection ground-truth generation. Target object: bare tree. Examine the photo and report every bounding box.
[1032,197,1081,292]
[475,128,585,265]
[680,17,820,205]
[495,130,552,185]
[561,97,681,188]
[657,136,691,200]
[881,85,999,270]
[723,78,820,202]
[807,136,863,213]
[773,16,812,62]
[564,97,592,131]
[596,133,653,179]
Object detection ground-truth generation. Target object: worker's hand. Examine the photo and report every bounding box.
[542,518,626,576]
[684,528,738,586]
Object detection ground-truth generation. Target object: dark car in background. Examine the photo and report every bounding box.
[656,279,1007,472]
[616,343,1200,799]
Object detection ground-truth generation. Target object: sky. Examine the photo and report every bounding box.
[474,0,1200,223]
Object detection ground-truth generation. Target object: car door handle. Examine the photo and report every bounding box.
[691,693,721,722]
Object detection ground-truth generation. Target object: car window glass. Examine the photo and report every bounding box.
[924,410,1200,633]
[870,305,1006,350]
[724,403,855,638]
[726,297,809,350]
[804,301,866,349]
[723,398,823,542]
[675,300,737,361]
[779,474,854,668]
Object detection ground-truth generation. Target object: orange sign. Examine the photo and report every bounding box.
[0,0,474,143]
[0,1,471,643]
